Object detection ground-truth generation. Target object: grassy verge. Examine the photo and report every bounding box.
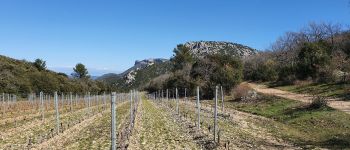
[224,94,350,149]
[139,99,198,149]
[166,99,297,149]
[268,82,350,100]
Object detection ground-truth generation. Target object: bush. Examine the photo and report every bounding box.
[297,41,331,80]
[277,65,297,84]
[244,58,278,82]
[231,83,257,101]
[317,66,337,83]
[190,54,243,99]
[344,85,350,99]
[308,96,328,109]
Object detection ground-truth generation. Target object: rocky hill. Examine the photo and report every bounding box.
[98,41,257,91]
[97,58,171,91]
[184,41,257,58]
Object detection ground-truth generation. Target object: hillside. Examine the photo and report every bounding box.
[0,55,106,95]
[97,58,171,91]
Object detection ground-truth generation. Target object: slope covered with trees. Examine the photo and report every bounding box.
[0,55,108,96]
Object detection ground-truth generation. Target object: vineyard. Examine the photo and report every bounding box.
[1,83,350,150]
[0,91,140,150]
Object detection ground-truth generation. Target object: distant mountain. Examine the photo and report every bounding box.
[184,41,257,58]
[119,58,168,77]
[90,76,100,80]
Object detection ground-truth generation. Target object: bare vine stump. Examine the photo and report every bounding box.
[27,137,32,149]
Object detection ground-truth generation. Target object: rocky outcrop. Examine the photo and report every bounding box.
[184,41,257,58]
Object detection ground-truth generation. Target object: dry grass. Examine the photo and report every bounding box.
[129,99,199,149]
[231,83,252,100]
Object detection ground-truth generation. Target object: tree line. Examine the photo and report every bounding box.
[244,22,350,84]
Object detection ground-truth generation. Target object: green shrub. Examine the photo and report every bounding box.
[309,96,328,109]
[297,41,331,80]
[244,58,278,82]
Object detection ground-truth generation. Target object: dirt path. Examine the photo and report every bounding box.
[248,83,350,114]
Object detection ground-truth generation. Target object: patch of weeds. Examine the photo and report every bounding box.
[225,94,350,148]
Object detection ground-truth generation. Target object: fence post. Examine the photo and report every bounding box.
[88,92,91,115]
[54,92,60,134]
[185,88,187,103]
[176,88,179,115]
[75,94,78,107]
[2,93,4,114]
[214,86,218,142]
[166,89,169,107]
[130,90,133,126]
[221,86,224,112]
[70,92,73,112]
[40,91,45,122]
[197,86,200,130]
[103,92,106,110]
[161,89,164,102]
[61,93,64,111]
[111,92,116,150]
[166,89,169,101]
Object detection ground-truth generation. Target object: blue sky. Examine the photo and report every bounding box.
[0,0,349,76]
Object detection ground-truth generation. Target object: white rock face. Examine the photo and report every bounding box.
[126,70,137,84]
[184,41,257,58]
